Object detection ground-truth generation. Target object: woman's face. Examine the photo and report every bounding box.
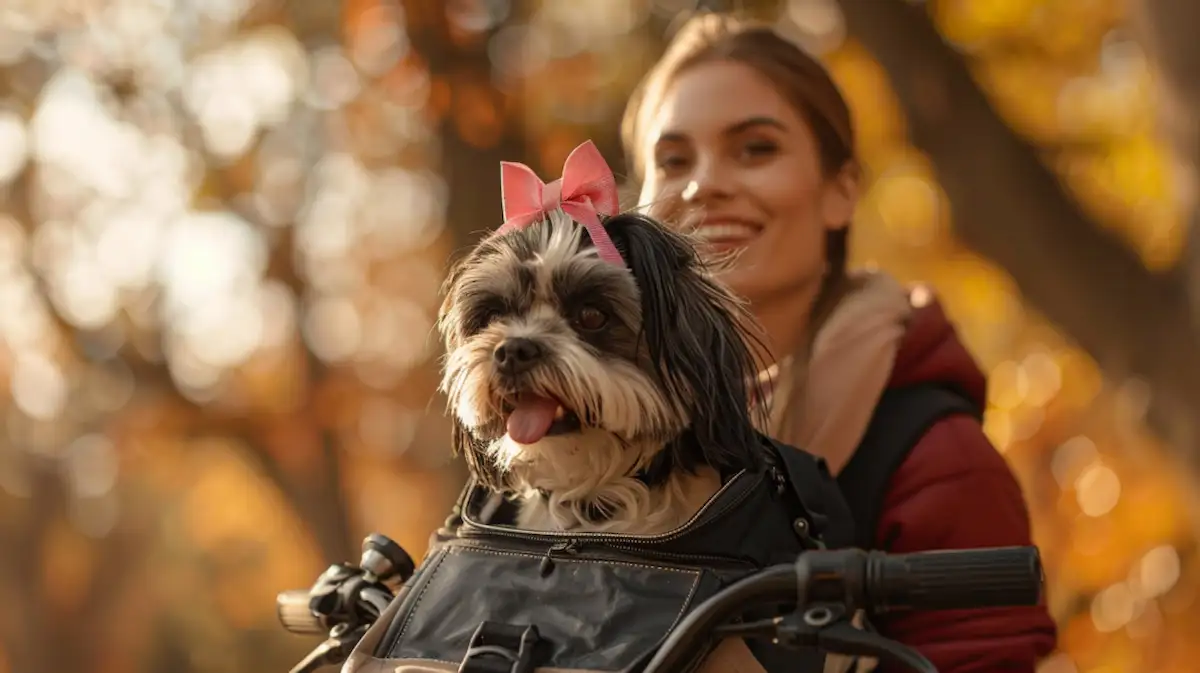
[638,59,856,304]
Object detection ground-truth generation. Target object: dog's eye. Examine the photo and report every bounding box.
[465,303,506,334]
[480,308,502,326]
[573,307,608,331]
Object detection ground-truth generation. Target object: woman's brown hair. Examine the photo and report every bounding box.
[620,12,857,329]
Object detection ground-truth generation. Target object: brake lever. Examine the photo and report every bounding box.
[774,613,937,673]
[289,624,369,673]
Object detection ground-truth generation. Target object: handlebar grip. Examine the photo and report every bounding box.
[870,546,1043,612]
[277,589,326,635]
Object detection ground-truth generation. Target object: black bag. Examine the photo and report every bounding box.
[344,433,856,673]
[341,384,980,673]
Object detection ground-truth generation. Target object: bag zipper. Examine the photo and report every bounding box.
[540,539,581,575]
[458,468,759,547]
[446,534,758,577]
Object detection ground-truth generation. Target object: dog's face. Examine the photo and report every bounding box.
[438,209,766,495]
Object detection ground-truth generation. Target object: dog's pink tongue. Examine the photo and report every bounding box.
[506,394,558,445]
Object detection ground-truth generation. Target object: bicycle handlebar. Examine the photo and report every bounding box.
[277,589,327,635]
[277,534,414,673]
[807,545,1043,611]
[641,546,1044,673]
[276,586,394,635]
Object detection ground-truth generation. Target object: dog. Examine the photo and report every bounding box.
[436,141,768,535]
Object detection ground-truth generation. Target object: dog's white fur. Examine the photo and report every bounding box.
[495,431,724,534]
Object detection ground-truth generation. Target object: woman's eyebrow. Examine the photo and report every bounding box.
[656,116,787,144]
[722,116,787,135]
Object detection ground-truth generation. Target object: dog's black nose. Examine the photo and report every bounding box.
[493,337,543,374]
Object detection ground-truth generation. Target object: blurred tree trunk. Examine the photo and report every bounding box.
[402,0,534,250]
[0,460,151,673]
[1133,0,1200,332]
[838,0,1200,464]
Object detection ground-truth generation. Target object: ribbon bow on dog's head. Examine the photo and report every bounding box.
[494,140,625,266]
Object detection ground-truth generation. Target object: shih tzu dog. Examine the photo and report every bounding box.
[437,141,767,535]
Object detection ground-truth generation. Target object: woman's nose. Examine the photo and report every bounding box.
[680,159,732,204]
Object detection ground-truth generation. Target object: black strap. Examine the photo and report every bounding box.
[836,384,981,550]
[763,435,857,550]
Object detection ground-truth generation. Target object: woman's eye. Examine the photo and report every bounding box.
[740,141,779,159]
[573,307,608,331]
[656,155,690,173]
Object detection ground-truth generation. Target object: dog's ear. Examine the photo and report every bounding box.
[451,416,508,492]
[604,214,767,473]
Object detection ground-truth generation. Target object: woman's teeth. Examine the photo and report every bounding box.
[553,405,565,419]
[696,224,757,241]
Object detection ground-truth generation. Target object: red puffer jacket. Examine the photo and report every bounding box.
[872,299,1058,672]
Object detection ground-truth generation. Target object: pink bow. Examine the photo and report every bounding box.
[494,140,624,266]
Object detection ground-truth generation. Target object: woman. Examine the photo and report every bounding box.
[622,13,1057,673]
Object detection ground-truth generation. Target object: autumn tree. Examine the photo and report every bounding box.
[834,0,1200,466]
